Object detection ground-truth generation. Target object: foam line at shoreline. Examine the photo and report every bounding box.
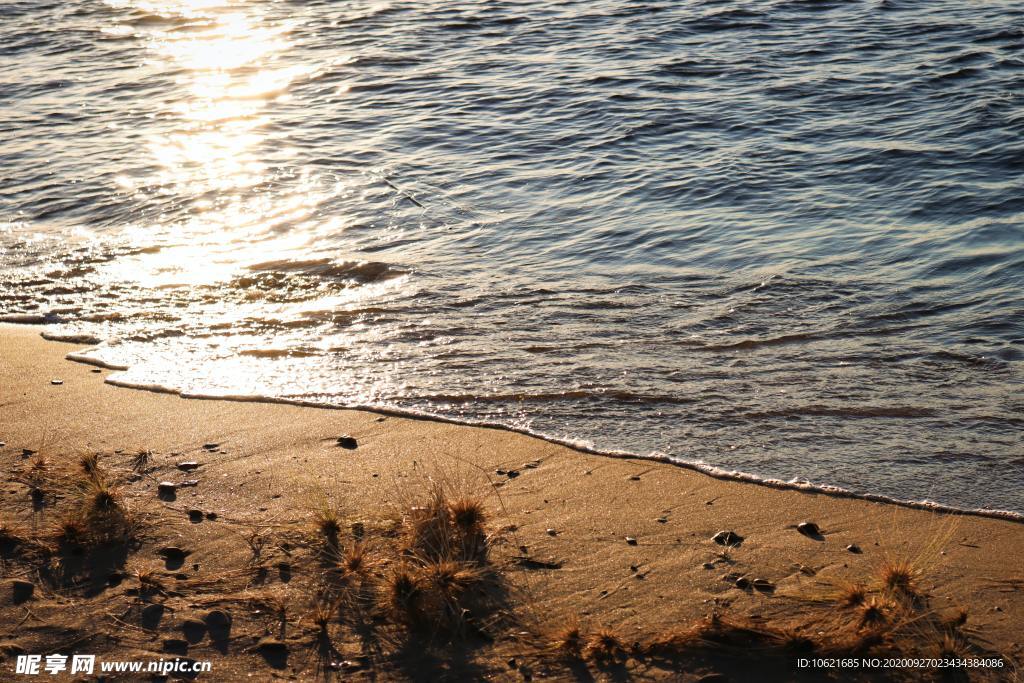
[25,329,1017,523]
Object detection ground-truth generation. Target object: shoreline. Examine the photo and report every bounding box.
[2,322,1022,679]
[27,324,1022,523]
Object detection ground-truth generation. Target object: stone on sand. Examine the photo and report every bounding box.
[711,530,743,546]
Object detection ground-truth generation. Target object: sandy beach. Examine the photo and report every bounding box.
[1,322,1021,681]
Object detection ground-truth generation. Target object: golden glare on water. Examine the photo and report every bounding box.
[105,0,337,289]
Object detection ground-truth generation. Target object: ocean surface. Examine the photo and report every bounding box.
[2,0,1023,514]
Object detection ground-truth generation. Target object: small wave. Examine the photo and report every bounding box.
[41,331,102,345]
[416,389,697,406]
[676,331,825,351]
[743,405,938,419]
[238,348,322,359]
[245,258,407,282]
[0,313,53,324]
[64,350,129,371]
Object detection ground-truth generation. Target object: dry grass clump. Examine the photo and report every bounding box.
[375,484,503,638]
[78,452,99,477]
[414,559,486,628]
[880,559,919,596]
[84,473,120,514]
[311,598,337,633]
[383,567,423,623]
[314,506,343,540]
[129,450,150,472]
[838,582,867,607]
[52,515,88,550]
[338,540,372,576]
[307,492,344,553]
[540,584,1004,677]
[134,567,166,596]
[403,486,489,566]
[550,620,585,659]
[28,455,50,484]
[40,461,141,553]
[584,628,625,662]
[858,596,896,629]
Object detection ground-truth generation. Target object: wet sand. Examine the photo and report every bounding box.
[1,323,1022,680]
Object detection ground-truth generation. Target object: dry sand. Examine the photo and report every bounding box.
[1,323,1022,681]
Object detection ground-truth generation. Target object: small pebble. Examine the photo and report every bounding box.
[711,530,744,546]
[735,576,751,589]
[182,618,206,635]
[752,578,775,592]
[187,509,203,522]
[336,435,358,449]
[8,579,34,603]
[256,637,287,655]
[141,603,165,625]
[205,512,218,520]
[628,475,641,481]
[202,443,219,450]
[506,470,520,478]
[524,460,540,469]
[625,536,638,545]
[162,639,189,654]
[50,379,63,385]
[846,544,862,554]
[159,546,188,562]
[546,528,557,536]
[205,609,232,629]
[702,562,715,570]
[176,461,201,471]
[656,516,668,523]
[797,521,821,537]
[157,481,177,494]
[91,368,101,373]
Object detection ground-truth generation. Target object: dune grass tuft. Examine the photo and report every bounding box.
[78,452,99,477]
[880,559,918,596]
[314,508,342,539]
[383,567,423,624]
[449,497,486,532]
[585,628,625,662]
[134,567,166,596]
[311,598,336,632]
[839,583,867,607]
[551,620,585,659]
[52,514,88,548]
[858,596,895,629]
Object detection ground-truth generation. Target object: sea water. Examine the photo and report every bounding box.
[1,0,1022,513]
